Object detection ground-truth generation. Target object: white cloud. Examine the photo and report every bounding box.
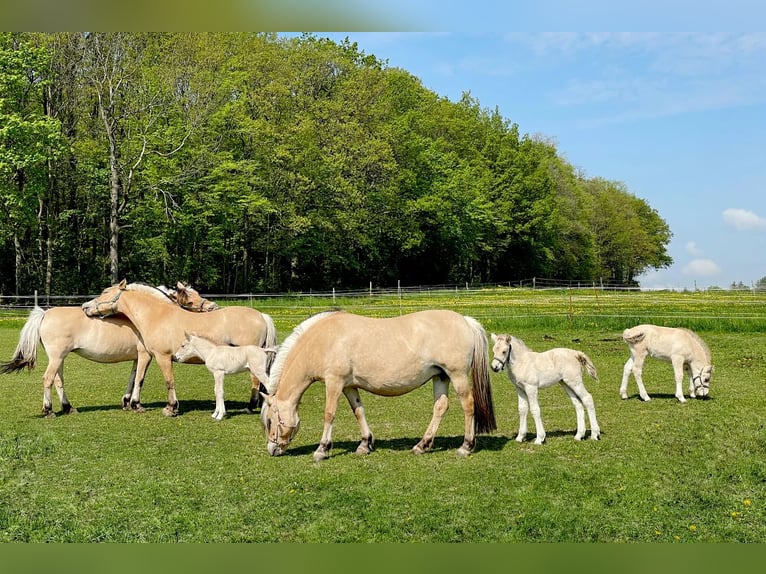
[683,259,721,276]
[722,208,766,231]
[685,241,703,256]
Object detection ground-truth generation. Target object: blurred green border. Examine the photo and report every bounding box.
[0,0,417,32]
[2,543,766,572]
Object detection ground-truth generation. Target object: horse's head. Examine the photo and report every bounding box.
[692,364,714,398]
[261,394,300,456]
[82,280,127,318]
[490,333,512,372]
[173,333,199,363]
[173,282,218,312]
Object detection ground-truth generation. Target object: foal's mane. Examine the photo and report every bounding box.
[680,328,712,363]
[266,310,341,393]
[510,335,532,353]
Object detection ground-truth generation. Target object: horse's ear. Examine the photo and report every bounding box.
[118,279,127,289]
[176,281,186,291]
[260,392,272,406]
[490,333,497,343]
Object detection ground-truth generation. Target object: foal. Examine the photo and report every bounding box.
[491,334,601,444]
[174,333,275,420]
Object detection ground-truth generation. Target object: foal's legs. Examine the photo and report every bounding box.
[626,351,652,401]
[211,370,226,420]
[563,380,600,440]
[524,384,546,444]
[412,376,452,455]
[343,387,374,455]
[671,356,687,403]
[514,386,530,442]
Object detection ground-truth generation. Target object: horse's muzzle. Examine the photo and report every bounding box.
[491,359,505,372]
[267,441,284,456]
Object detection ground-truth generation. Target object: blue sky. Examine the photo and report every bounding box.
[295,30,766,290]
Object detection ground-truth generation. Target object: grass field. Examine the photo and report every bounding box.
[0,287,764,542]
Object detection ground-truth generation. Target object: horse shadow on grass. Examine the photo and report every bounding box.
[282,434,516,458]
[621,392,713,402]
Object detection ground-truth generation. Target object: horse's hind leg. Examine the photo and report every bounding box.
[629,352,651,401]
[619,357,633,399]
[122,361,137,410]
[343,387,374,455]
[562,384,587,440]
[54,369,77,415]
[413,376,452,455]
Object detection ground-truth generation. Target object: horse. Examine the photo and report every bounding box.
[261,309,496,461]
[0,284,216,417]
[82,280,277,416]
[158,282,219,312]
[620,324,713,403]
[490,334,601,444]
[173,333,276,420]
[159,281,219,312]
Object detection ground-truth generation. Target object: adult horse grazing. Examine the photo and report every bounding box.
[82,280,277,416]
[620,324,713,403]
[0,285,216,417]
[173,333,276,420]
[490,334,600,444]
[261,310,496,462]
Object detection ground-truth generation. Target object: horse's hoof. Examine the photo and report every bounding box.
[534,438,545,445]
[132,404,146,413]
[355,445,371,455]
[312,451,329,462]
[43,411,56,419]
[162,407,177,417]
[620,393,628,400]
[456,446,472,457]
[574,435,584,441]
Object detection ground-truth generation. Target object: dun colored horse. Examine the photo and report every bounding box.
[0,284,215,417]
[261,310,496,461]
[173,333,276,420]
[620,324,713,402]
[491,334,600,444]
[82,280,276,416]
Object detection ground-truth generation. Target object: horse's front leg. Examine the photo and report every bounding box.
[525,385,546,444]
[155,354,179,416]
[211,370,226,420]
[671,357,687,403]
[515,386,529,442]
[314,377,344,462]
[126,353,151,412]
[343,387,374,455]
[122,360,138,410]
[413,377,451,455]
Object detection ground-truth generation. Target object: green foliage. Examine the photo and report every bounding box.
[1,33,674,295]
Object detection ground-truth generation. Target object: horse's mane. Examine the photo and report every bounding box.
[126,282,176,305]
[680,328,712,363]
[266,310,341,394]
[510,335,532,354]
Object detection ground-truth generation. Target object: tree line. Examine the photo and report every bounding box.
[0,32,673,296]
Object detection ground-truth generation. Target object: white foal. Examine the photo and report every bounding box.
[491,334,601,445]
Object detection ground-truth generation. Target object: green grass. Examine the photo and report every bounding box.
[1,288,765,542]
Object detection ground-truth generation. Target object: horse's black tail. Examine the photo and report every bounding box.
[0,306,45,374]
[465,316,497,434]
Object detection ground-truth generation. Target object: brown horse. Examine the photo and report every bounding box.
[82,280,277,416]
[0,284,215,417]
[261,310,496,461]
